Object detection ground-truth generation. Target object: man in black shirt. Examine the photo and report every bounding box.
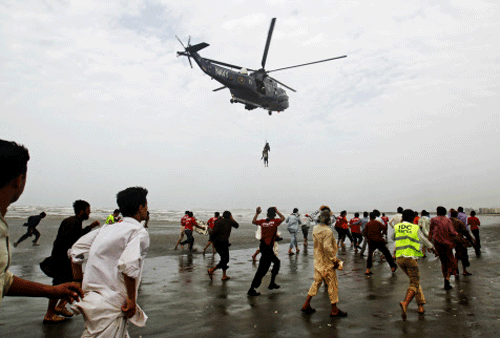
[14,212,46,247]
[43,200,99,323]
[207,211,239,281]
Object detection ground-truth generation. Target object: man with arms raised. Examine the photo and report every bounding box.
[248,206,285,296]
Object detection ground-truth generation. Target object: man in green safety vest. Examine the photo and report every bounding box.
[105,209,121,225]
[394,209,435,321]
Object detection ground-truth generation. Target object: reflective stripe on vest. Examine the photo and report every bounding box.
[394,222,423,257]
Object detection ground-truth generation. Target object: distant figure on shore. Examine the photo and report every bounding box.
[467,210,481,256]
[174,211,189,250]
[358,211,369,255]
[335,210,353,249]
[44,200,100,323]
[418,210,431,258]
[363,212,397,275]
[261,142,270,167]
[70,187,150,337]
[302,214,313,246]
[207,211,239,281]
[449,209,474,276]
[13,212,46,247]
[429,206,458,290]
[457,207,468,230]
[389,207,404,229]
[203,212,220,254]
[179,211,204,251]
[349,212,362,253]
[248,206,285,296]
[301,209,347,317]
[394,209,434,321]
[286,208,302,255]
[0,139,83,311]
[105,209,121,225]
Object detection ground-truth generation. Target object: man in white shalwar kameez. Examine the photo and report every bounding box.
[69,187,150,338]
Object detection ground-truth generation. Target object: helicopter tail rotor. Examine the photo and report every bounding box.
[176,36,209,68]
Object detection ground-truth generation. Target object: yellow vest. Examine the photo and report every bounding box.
[394,222,423,258]
[105,214,115,224]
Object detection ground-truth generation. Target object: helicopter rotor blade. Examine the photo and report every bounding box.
[269,76,296,92]
[188,57,193,68]
[267,55,347,73]
[188,35,191,46]
[261,18,276,69]
[213,86,227,92]
[175,35,186,49]
[204,58,254,71]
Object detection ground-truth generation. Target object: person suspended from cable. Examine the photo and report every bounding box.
[261,142,270,167]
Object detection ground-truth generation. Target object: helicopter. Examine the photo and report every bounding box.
[176,18,346,115]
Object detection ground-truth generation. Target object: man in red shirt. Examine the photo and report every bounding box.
[248,206,285,296]
[429,206,458,290]
[180,212,204,251]
[467,210,481,256]
[363,212,397,275]
[349,213,362,253]
[203,212,220,254]
[174,211,189,250]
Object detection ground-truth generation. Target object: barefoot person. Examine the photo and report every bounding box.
[286,208,301,255]
[70,187,150,337]
[207,211,239,281]
[301,209,347,317]
[429,206,458,290]
[44,200,100,323]
[247,207,285,296]
[174,211,189,250]
[203,212,220,254]
[13,211,46,247]
[363,212,398,275]
[394,209,434,320]
[0,139,83,310]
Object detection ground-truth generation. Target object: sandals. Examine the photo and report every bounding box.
[43,314,67,324]
[55,307,74,317]
[330,310,348,317]
[301,307,316,314]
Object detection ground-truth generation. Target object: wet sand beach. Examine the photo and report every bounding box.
[2,216,500,337]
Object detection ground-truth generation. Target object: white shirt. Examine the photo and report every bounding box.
[0,216,14,304]
[69,217,149,332]
[389,213,403,229]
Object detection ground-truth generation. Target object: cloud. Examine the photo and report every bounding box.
[1,0,499,211]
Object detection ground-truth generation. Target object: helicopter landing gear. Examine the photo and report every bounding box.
[268,111,272,116]
[230,99,235,103]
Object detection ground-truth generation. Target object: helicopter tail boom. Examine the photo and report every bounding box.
[186,42,209,53]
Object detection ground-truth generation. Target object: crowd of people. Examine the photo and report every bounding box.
[0,138,485,337]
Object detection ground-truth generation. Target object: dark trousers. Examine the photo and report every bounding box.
[16,228,40,244]
[352,233,363,247]
[434,242,457,278]
[180,230,194,249]
[339,228,354,243]
[471,229,481,250]
[214,241,230,270]
[250,241,280,289]
[367,240,396,269]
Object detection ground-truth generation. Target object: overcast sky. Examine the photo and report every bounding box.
[1,0,499,212]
